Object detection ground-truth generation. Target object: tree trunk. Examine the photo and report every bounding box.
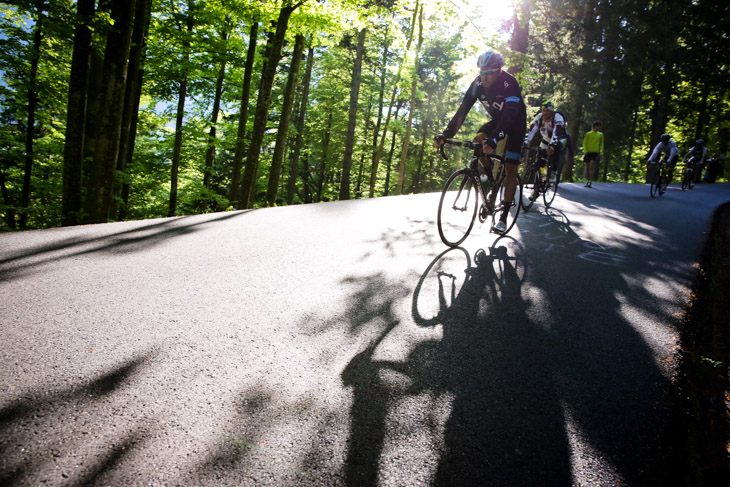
[229,21,258,205]
[168,4,194,217]
[239,1,305,209]
[624,108,638,181]
[286,42,314,205]
[369,0,418,198]
[113,0,152,220]
[62,0,95,226]
[85,0,137,223]
[20,0,44,228]
[203,23,230,193]
[508,0,530,75]
[339,28,366,200]
[316,112,333,202]
[266,33,305,206]
[397,4,423,195]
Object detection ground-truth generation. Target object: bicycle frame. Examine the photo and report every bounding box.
[439,140,505,216]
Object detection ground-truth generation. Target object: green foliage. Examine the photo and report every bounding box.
[1,0,729,230]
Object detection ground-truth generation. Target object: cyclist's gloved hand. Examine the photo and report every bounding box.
[434,134,445,149]
[482,137,497,155]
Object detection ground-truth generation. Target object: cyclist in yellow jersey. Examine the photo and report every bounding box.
[582,121,603,187]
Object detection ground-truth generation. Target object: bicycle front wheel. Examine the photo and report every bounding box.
[688,169,695,189]
[491,172,522,235]
[520,165,538,211]
[660,169,670,194]
[438,169,479,247]
[681,169,691,190]
[650,169,661,198]
[543,167,558,207]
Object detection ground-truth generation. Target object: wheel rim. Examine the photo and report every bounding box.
[543,168,557,207]
[437,169,478,247]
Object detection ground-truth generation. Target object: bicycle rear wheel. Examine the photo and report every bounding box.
[437,169,478,247]
[491,172,522,235]
[543,167,558,207]
[520,165,538,211]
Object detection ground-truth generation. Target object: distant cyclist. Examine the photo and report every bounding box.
[648,133,680,181]
[434,50,527,234]
[684,138,707,166]
[525,101,568,181]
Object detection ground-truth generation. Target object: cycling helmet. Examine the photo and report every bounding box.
[696,139,704,145]
[660,133,671,144]
[543,101,554,111]
[477,51,504,71]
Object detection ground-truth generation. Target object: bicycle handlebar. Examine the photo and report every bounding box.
[437,138,503,162]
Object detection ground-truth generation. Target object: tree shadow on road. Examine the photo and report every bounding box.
[0,211,250,282]
[0,353,154,486]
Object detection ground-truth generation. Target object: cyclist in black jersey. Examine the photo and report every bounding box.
[434,50,527,234]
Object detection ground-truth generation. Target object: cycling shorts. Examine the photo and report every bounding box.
[477,121,525,165]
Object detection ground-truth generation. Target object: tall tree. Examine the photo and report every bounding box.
[84,0,137,223]
[168,0,195,217]
[61,0,95,227]
[339,27,366,200]
[229,20,259,204]
[396,3,422,195]
[266,33,305,206]
[203,18,231,193]
[286,41,314,205]
[18,0,44,228]
[113,0,152,220]
[239,0,306,209]
[369,0,419,198]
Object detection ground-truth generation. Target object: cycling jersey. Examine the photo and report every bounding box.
[648,140,679,162]
[443,70,527,162]
[684,145,707,164]
[526,112,567,150]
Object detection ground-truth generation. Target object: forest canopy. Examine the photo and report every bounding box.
[1,0,728,230]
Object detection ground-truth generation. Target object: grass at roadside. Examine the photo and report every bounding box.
[672,202,730,485]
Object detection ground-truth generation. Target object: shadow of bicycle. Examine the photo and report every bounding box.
[342,238,575,485]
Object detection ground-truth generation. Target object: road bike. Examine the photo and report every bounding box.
[520,148,559,211]
[436,139,522,247]
[649,159,670,198]
[681,158,700,190]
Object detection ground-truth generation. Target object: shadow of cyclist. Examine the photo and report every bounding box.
[342,239,573,485]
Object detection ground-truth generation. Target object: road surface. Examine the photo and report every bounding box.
[2,182,729,486]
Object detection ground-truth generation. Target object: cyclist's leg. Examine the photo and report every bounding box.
[666,155,678,183]
[497,136,521,222]
[474,122,495,180]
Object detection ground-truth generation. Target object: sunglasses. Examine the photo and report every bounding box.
[479,69,497,76]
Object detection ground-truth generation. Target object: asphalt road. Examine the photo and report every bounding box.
[2,182,729,486]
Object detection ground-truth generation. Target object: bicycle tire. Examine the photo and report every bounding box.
[650,169,661,198]
[520,165,538,211]
[688,168,695,189]
[437,168,478,247]
[491,172,522,235]
[681,169,689,190]
[660,168,669,194]
[543,167,558,207]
